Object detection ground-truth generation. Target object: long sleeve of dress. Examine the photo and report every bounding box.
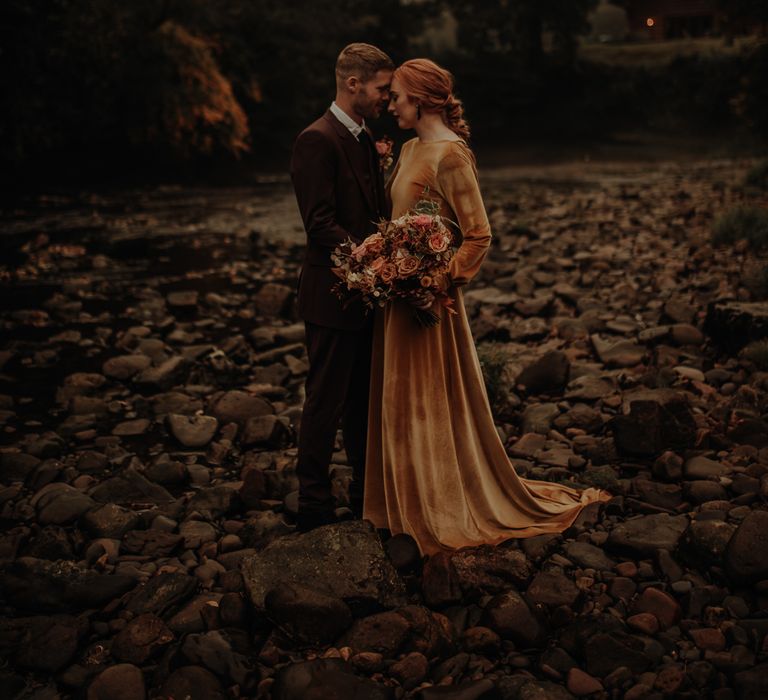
[436,145,492,287]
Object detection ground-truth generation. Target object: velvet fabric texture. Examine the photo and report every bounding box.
[363,138,611,555]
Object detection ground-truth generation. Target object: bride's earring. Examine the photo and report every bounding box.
[417,104,421,120]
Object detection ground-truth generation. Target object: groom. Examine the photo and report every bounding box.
[290,43,393,531]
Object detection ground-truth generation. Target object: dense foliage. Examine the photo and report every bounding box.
[0,0,765,184]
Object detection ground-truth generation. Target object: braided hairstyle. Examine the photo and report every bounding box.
[393,58,470,140]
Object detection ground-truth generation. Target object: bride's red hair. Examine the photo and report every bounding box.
[393,59,470,140]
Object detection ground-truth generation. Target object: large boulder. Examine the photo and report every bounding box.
[606,513,689,557]
[704,301,768,352]
[0,558,136,613]
[241,520,406,614]
[612,389,697,458]
[271,659,394,700]
[725,510,768,583]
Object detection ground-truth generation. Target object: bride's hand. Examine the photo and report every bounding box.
[409,290,435,310]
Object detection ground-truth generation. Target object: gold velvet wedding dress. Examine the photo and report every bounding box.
[363,137,611,555]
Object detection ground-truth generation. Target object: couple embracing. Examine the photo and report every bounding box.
[290,43,610,556]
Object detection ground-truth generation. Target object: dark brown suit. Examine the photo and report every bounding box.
[290,109,388,514]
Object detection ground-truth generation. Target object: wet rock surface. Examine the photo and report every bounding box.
[2,160,768,697]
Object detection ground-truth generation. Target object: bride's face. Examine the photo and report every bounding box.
[388,77,418,130]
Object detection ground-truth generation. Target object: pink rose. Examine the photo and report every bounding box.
[428,232,449,252]
[352,241,368,261]
[397,255,420,276]
[380,263,397,283]
[412,214,433,228]
[375,141,390,156]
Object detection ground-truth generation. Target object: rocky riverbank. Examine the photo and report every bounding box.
[1,158,768,699]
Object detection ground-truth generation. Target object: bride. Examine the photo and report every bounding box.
[363,58,611,555]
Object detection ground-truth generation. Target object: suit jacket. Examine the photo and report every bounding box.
[290,109,389,330]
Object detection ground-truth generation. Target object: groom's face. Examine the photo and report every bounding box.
[352,70,392,120]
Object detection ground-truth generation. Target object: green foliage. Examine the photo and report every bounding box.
[476,342,513,415]
[712,206,768,251]
[741,339,768,370]
[0,0,430,175]
[746,160,768,189]
[578,465,620,492]
[149,21,249,157]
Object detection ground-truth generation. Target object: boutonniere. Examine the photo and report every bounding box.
[375,136,394,172]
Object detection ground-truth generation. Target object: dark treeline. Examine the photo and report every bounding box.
[1,0,767,187]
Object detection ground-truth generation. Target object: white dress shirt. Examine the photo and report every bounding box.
[330,101,366,141]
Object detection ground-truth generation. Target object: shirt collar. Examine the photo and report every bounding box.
[330,101,366,140]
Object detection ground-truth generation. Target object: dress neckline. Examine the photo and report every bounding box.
[416,137,465,145]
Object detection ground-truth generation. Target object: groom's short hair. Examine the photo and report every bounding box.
[336,43,394,84]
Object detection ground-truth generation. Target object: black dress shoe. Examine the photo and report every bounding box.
[295,506,336,533]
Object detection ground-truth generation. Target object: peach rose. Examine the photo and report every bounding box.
[369,256,385,273]
[397,255,420,276]
[380,263,397,283]
[420,275,433,288]
[428,232,449,253]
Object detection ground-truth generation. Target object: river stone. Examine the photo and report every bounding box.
[77,450,109,473]
[496,676,575,700]
[241,414,291,448]
[241,520,406,613]
[684,455,730,479]
[612,389,697,457]
[0,558,136,612]
[102,354,151,380]
[725,510,768,583]
[449,545,533,595]
[180,630,257,689]
[563,541,617,571]
[522,403,560,434]
[33,483,95,525]
[159,666,226,700]
[208,390,272,428]
[82,504,141,540]
[591,335,645,367]
[90,465,175,505]
[238,510,293,550]
[167,413,218,447]
[653,450,683,481]
[526,570,580,607]
[704,301,768,352]
[480,590,543,647]
[584,631,651,676]
[0,452,41,482]
[112,613,174,664]
[264,582,352,645]
[338,610,412,657]
[13,615,82,672]
[152,391,204,417]
[734,661,768,700]
[186,485,237,519]
[134,355,190,391]
[606,513,689,556]
[516,350,570,394]
[681,519,737,567]
[179,521,217,549]
[87,663,145,700]
[125,572,197,616]
[565,375,616,401]
[271,659,394,700]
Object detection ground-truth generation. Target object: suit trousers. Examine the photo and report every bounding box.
[296,319,373,510]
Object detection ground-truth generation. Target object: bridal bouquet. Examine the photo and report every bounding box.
[331,197,456,327]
